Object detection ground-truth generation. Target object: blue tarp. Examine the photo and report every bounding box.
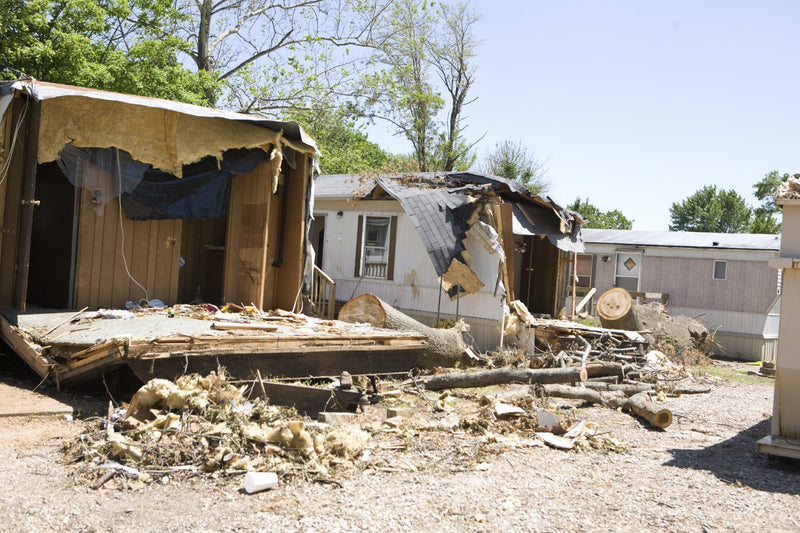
[57,145,268,220]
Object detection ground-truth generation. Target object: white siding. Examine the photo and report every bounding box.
[711,333,778,362]
[314,198,506,349]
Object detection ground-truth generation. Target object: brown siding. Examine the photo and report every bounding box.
[640,256,777,313]
[73,186,181,309]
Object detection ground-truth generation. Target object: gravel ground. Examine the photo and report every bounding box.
[1,361,799,533]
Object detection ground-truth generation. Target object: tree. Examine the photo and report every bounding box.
[291,107,389,174]
[0,0,216,104]
[568,198,633,230]
[366,0,443,172]
[176,0,392,110]
[669,185,752,233]
[427,1,481,171]
[751,170,789,234]
[366,0,479,172]
[481,139,549,194]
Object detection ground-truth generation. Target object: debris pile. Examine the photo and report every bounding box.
[635,302,711,360]
[65,371,373,490]
[775,174,800,200]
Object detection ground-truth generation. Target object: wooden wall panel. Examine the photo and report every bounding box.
[74,185,181,309]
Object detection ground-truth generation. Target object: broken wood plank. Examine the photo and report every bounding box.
[211,322,279,332]
[421,366,587,391]
[0,315,52,379]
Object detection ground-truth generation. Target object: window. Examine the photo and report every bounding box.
[713,260,727,280]
[355,215,397,280]
[575,253,593,288]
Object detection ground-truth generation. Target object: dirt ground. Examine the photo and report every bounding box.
[1,356,799,533]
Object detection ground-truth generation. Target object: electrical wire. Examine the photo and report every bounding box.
[115,148,149,301]
[0,96,29,187]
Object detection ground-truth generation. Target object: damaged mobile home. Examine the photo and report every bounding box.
[312,173,584,350]
[0,80,428,386]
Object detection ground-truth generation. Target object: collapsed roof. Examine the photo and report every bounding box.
[316,172,584,298]
[0,80,319,221]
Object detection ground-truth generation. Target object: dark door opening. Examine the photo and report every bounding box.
[310,214,326,268]
[27,162,75,308]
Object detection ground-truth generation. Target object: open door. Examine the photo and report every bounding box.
[0,93,41,310]
[222,159,277,309]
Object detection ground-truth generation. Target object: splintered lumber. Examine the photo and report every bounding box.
[338,294,467,367]
[211,322,278,332]
[596,288,642,332]
[422,366,587,391]
[542,385,672,428]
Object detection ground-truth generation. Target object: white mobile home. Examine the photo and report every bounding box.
[312,173,583,351]
[579,229,781,361]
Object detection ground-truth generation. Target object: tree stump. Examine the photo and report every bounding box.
[596,288,642,332]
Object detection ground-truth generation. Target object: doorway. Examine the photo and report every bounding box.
[27,162,76,308]
[310,214,326,268]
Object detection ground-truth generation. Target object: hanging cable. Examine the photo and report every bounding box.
[0,96,29,187]
[116,148,148,301]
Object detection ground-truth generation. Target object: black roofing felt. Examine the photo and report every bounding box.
[376,178,475,277]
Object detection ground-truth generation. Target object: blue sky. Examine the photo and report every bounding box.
[367,1,800,230]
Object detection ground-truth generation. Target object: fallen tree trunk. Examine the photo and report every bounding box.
[422,366,587,391]
[338,294,468,367]
[596,288,642,331]
[583,361,625,380]
[542,384,672,429]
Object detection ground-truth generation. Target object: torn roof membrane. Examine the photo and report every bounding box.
[1,79,317,177]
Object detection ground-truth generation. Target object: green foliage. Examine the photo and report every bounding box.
[669,185,752,233]
[0,0,216,104]
[481,139,548,194]
[291,108,389,174]
[751,170,789,234]
[567,198,633,229]
[365,0,478,172]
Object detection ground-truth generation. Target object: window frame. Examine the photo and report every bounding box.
[354,214,397,280]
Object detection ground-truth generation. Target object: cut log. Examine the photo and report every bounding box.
[583,361,625,380]
[542,384,672,429]
[338,294,468,367]
[421,366,587,391]
[596,288,643,331]
[609,392,672,429]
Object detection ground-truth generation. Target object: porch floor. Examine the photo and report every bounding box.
[0,306,427,386]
